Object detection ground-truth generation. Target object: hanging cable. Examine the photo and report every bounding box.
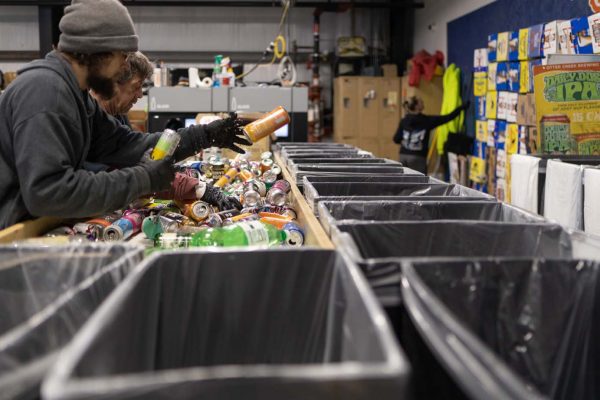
[236,1,291,80]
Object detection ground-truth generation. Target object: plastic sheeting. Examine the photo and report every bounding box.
[292,164,408,181]
[584,168,600,236]
[401,258,600,400]
[43,249,410,400]
[297,175,431,192]
[0,244,142,400]
[318,200,545,235]
[332,221,575,306]
[544,160,583,230]
[288,158,396,166]
[304,181,492,210]
[510,154,540,214]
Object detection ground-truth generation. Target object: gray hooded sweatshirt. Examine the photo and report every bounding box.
[0,51,160,228]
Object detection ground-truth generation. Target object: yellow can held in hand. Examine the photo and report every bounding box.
[243,106,290,143]
[151,129,181,160]
[214,167,239,188]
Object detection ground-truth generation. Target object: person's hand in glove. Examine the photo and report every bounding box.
[196,181,243,210]
[174,113,252,160]
[139,149,176,192]
[154,172,199,201]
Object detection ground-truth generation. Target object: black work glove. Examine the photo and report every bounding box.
[139,149,176,192]
[200,184,243,210]
[174,113,252,160]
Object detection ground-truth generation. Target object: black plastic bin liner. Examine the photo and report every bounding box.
[401,258,600,400]
[332,221,573,307]
[0,244,142,400]
[284,152,369,159]
[304,182,491,209]
[289,158,395,166]
[317,200,544,234]
[297,175,430,192]
[292,164,407,181]
[42,249,410,400]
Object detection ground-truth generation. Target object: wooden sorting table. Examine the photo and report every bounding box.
[0,153,334,249]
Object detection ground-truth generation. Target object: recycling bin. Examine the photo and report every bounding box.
[401,258,600,400]
[318,200,543,235]
[297,175,430,192]
[304,182,493,210]
[332,221,572,306]
[0,243,142,400]
[42,249,410,400]
[291,163,407,181]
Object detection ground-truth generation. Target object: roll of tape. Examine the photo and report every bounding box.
[200,77,213,87]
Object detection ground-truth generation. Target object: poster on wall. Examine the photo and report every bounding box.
[533,62,600,155]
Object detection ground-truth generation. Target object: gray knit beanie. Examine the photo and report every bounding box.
[58,0,138,54]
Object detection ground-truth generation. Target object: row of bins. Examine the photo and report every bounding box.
[2,141,598,400]
[281,142,600,400]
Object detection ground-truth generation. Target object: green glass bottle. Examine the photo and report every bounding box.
[191,221,286,247]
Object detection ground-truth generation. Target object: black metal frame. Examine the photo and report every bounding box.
[0,0,423,7]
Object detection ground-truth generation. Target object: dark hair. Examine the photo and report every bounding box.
[403,96,420,112]
[63,52,114,67]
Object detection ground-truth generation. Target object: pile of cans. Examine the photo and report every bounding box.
[43,151,304,249]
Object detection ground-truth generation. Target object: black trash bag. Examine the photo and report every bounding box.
[42,249,409,400]
[317,200,544,234]
[401,258,600,400]
[0,244,142,400]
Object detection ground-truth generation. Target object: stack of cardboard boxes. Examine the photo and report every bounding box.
[333,67,403,160]
[333,65,443,162]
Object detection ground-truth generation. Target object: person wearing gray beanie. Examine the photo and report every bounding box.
[58,0,139,54]
[0,0,250,229]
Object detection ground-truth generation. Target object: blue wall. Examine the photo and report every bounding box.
[447,0,594,136]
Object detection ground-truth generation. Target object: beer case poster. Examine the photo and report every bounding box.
[533,62,600,155]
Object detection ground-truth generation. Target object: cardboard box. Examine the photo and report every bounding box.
[588,13,600,54]
[378,137,400,160]
[508,62,520,92]
[518,125,529,154]
[474,48,489,68]
[543,21,562,56]
[517,93,536,126]
[518,28,530,60]
[381,64,398,77]
[506,92,519,123]
[357,77,381,138]
[487,119,497,147]
[401,75,444,117]
[476,119,488,143]
[487,62,498,90]
[497,32,509,62]
[528,126,538,154]
[496,91,509,120]
[496,62,509,91]
[519,61,530,94]
[488,33,498,63]
[506,123,519,155]
[485,91,498,120]
[358,138,381,157]
[508,31,519,61]
[475,95,487,120]
[529,24,544,59]
[528,59,542,92]
[558,20,576,55]
[473,70,487,96]
[571,17,594,54]
[378,77,401,139]
[534,62,600,154]
[334,77,359,139]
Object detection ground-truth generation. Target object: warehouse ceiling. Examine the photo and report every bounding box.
[0,0,424,8]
